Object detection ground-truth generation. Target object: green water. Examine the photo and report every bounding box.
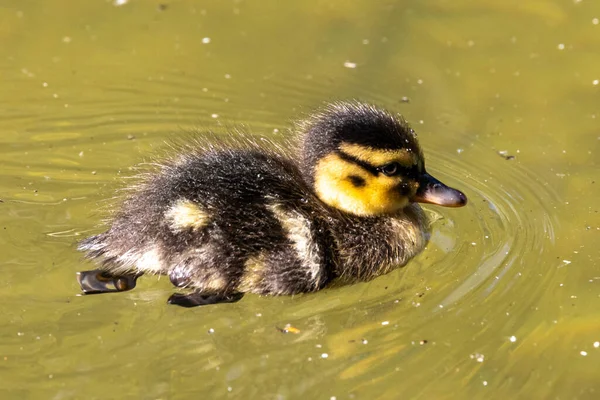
[1,1,599,398]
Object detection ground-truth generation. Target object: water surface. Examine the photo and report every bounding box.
[1,1,599,399]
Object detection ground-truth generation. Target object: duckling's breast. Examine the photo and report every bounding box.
[328,203,429,282]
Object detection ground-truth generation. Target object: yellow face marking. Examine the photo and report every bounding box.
[339,143,417,167]
[164,199,208,232]
[314,153,417,216]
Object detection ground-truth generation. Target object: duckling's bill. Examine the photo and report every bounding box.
[412,173,467,207]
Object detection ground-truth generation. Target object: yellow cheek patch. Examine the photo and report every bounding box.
[164,199,208,232]
[314,154,410,216]
[340,143,417,167]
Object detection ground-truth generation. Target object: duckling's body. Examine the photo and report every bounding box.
[78,102,465,307]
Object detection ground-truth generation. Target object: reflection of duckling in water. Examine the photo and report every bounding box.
[77,101,467,307]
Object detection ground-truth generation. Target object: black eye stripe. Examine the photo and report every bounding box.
[380,164,420,178]
[337,151,421,177]
[337,151,379,175]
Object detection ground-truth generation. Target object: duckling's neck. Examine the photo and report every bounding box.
[328,203,430,282]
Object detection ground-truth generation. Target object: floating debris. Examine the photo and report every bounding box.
[498,150,515,160]
[277,324,301,334]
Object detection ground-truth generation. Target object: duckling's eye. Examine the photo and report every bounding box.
[380,163,400,177]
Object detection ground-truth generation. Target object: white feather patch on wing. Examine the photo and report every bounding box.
[268,204,322,286]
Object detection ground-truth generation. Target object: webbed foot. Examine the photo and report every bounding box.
[167,292,244,308]
[77,269,141,294]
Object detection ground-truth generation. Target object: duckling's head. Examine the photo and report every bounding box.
[300,101,467,216]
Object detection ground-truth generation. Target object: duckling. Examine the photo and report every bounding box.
[77,101,466,307]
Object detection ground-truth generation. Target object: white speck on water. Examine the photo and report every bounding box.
[211,114,219,118]
[17,332,24,336]
[202,88,208,92]
[417,79,423,84]
[224,74,231,79]
[557,43,565,50]
[202,37,211,44]
[48,374,53,379]
[255,313,262,317]
[273,128,279,133]
[471,242,477,246]
[343,61,357,69]
[331,397,337,400]
[418,120,424,124]
[208,328,215,334]
[315,344,322,348]
[381,321,390,326]
[62,36,72,43]
[593,79,599,86]
[227,386,232,392]
[593,18,599,25]
[580,351,588,356]
[457,148,464,154]
[321,353,329,359]
[593,341,599,348]
[563,260,572,265]
[361,339,368,344]
[483,381,488,386]
[42,82,48,87]
[113,0,128,6]
[509,336,517,343]
[362,39,369,45]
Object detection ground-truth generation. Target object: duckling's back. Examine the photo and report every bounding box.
[80,146,334,296]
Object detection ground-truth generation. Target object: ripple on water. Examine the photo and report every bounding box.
[425,141,562,310]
